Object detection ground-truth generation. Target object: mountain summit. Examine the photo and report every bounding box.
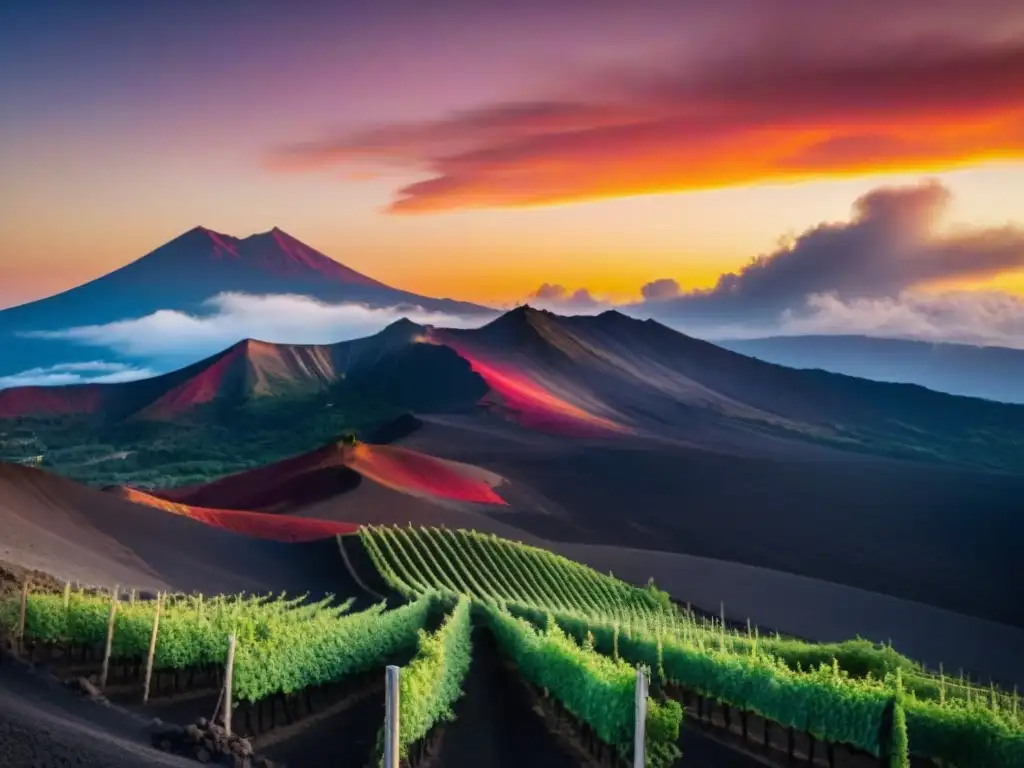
[148,226,388,287]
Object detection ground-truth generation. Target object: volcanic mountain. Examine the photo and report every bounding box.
[0,225,493,378]
[419,307,1024,470]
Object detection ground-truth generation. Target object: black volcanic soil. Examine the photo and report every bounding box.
[397,418,1024,629]
[0,462,365,599]
[0,658,194,768]
[258,684,384,768]
[438,627,578,768]
[502,445,1024,628]
[339,532,403,602]
[364,413,425,444]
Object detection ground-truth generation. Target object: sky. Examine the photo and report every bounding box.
[2,0,1024,317]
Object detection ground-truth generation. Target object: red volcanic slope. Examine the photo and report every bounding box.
[428,332,628,438]
[161,440,506,511]
[139,344,246,420]
[343,442,506,505]
[0,384,106,417]
[111,487,358,543]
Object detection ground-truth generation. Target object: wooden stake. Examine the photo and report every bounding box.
[142,592,163,703]
[224,633,237,736]
[634,666,648,768]
[17,580,29,655]
[99,585,119,690]
[383,665,400,768]
[63,582,71,608]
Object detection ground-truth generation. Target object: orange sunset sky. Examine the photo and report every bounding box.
[2,0,1023,310]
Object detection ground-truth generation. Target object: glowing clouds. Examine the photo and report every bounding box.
[270,42,1024,212]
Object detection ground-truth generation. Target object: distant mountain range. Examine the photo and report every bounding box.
[719,335,1024,404]
[4,306,1024,475]
[0,226,493,379]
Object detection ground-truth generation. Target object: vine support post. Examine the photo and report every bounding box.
[634,665,648,768]
[17,580,29,656]
[384,664,400,768]
[224,633,236,736]
[99,585,119,690]
[142,592,163,703]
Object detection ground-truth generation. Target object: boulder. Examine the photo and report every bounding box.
[75,676,101,698]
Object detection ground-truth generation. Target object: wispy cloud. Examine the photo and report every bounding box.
[23,293,492,359]
[268,39,1024,212]
[0,362,157,390]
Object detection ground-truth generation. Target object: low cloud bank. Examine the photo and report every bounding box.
[22,293,489,359]
[0,361,157,390]
[777,290,1024,348]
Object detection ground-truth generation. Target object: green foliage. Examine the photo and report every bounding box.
[393,597,473,757]
[232,596,432,702]
[644,579,674,613]
[482,604,681,768]
[889,677,910,768]
[514,603,1024,767]
[360,525,670,623]
[11,588,437,704]
[903,697,1024,767]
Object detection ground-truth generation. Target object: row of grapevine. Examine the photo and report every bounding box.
[516,604,1024,768]
[7,589,346,670]
[385,597,473,760]
[232,595,433,702]
[506,577,1020,717]
[481,603,683,768]
[552,601,923,685]
[359,525,669,623]
[5,586,440,705]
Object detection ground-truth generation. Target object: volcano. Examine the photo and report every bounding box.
[0,225,493,378]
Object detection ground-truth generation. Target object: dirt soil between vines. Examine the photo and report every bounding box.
[0,655,195,768]
[438,626,579,768]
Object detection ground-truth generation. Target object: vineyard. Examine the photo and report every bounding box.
[361,524,1024,768]
[2,525,1023,767]
[359,524,671,619]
